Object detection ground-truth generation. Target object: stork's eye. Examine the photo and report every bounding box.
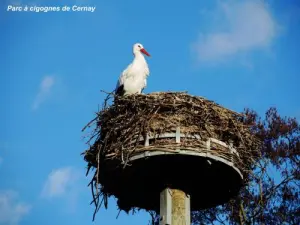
[138,45,141,48]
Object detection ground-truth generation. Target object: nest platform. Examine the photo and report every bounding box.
[83,92,260,216]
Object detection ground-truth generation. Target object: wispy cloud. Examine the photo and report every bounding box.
[192,0,278,63]
[0,190,31,225]
[41,167,83,213]
[32,76,55,111]
[41,167,80,198]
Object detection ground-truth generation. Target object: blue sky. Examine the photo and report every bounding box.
[1,0,300,224]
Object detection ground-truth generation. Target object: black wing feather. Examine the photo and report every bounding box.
[115,84,125,96]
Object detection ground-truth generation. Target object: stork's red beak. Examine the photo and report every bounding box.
[140,48,150,57]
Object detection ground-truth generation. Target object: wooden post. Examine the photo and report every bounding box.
[159,127,191,224]
[160,188,190,225]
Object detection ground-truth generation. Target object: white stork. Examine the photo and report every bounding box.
[115,43,151,96]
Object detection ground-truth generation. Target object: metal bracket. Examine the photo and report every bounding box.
[144,133,149,147]
[175,126,180,152]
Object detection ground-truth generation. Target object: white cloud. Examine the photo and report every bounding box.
[192,0,277,63]
[0,190,31,225]
[32,76,55,110]
[41,167,84,213]
[41,167,80,198]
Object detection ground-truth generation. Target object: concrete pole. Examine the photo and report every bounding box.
[160,188,190,225]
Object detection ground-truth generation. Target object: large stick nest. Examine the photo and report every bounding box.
[82,91,261,219]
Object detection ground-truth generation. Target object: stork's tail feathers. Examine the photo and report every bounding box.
[115,84,125,96]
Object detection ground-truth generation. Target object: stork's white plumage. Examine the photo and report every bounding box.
[115,43,150,96]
